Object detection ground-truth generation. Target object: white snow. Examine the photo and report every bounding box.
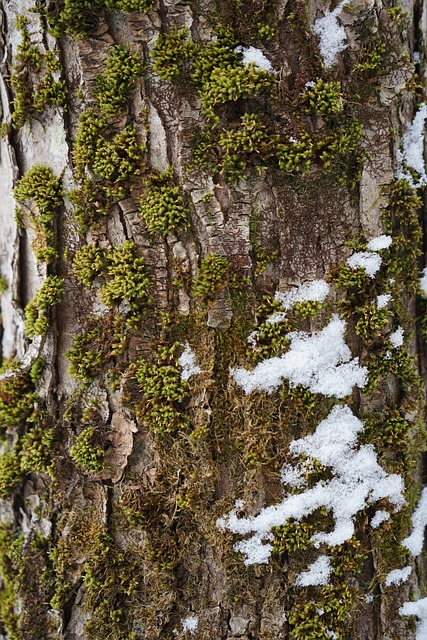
[178,343,202,381]
[346,251,382,278]
[182,616,198,634]
[399,598,427,640]
[397,103,427,188]
[370,510,390,528]
[295,555,332,587]
[389,326,404,348]
[366,235,392,251]
[402,487,427,556]
[275,279,329,310]
[413,52,421,64]
[420,267,427,296]
[235,46,275,73]
[232,315,367,398]
[217,405,405,565]
[312,0,351,68]
[385,566,412,587]
[376,294,392,309]
[265,311,288,326]
[365,594,374,604]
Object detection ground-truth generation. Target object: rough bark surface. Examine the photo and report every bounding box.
[0,0,427,639]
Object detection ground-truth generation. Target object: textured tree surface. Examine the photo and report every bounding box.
[0,0,427,638]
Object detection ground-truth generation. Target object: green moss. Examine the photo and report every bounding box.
[10,18,66,127]
[303,79,344,116]
[276,131,313,174]
[139,171,189,234]
[94,45,142,116]
[192,254,229,302]
[0,450,23,498]
[0,373,37,434]
[29,357,46,384]
[0,525,22,638]
[0,276,8,295]
[92,126,146,182]
[70,426,106,474]
[152,28,195,80]
[99,241,151,312]
[25,275,64,338]
[72,245,105,288]
[20,423,56,476]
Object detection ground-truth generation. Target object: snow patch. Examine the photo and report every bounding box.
[232,315,367,398]
[182,616,198,634]
[366,235,392,251]
[178,343,202,381]
[389,326,404,348]
[275,279,329,310]
[217,405,405,565]
[402,487,427,556]
[385,566,412,587]
[399,598,427,640]
[397,103,427,188]
[235,45,275,73]
[295,555,332,587]
[370,510,390,528]
[376,294,392,309]
[312,0,351,68]
[420,267,427,296]
[346,251,382,278]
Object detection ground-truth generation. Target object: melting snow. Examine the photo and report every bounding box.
[397,103,427,188]
[295,555,332,587]
[402,487,427,556]
[385,566,412,587]
[376,294,392,309]
[235,45,275,73]
[178,343,202,381]
[312,0,351,68]
[232,315,367,398]
[217,405,405,565]
[399,598,427,640]
[275,279,329,310]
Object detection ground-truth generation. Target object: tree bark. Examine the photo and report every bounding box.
[0,0,426,638]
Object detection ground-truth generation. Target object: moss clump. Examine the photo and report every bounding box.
[0,525,22,638]
[99,241,151,312]
[0,451,23,498]
[25,275,64,338]
[70,426,106,474]
[94,45,142,116]
[139,171,189,234]
[192,254,230,302]
[303,79,344,116]
[152,28,195,80]
[0,373,37,434]
[72,245,105,288]
[92,126,146,182]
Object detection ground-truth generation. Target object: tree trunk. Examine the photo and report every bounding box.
[0,0,426,638]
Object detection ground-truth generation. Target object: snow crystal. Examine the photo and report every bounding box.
[235,45,275,73]
[295,555,332,587]
[365,594,374,604]
[420,267,427,296]
[232,315,367,398]
[389,326,404,348]
[413,52,421,64]
[217,405,405,565]
[275,279,329,310]
[178,343,202,381]
[281,463,306,488]
[182,616,198,634]
[312,0,351,68]
[402,487,427,556]
[397,103,427,188]
[385,566,412,587]
[346,251,382,278]
[376,294,392,309]
[399,598,427,640]
[370,510,390,528]
[265,311,287,326]
[366,235,392,251]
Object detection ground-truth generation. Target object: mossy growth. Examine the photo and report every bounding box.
[25,275,64,338]
[152,28,196,80]
[94,45,142,116]
[192,254,230,302]
[70,426,107,474]
[40,0,153,38]
[317,120,365,189]
[99,241,151,312]
[10,17,66,127]
[0,450,23,498]
[303,79,344,116]
[20,421,56,476]
[14,165,62,264]
[92,126,146,182]
[139,170,189,234]
[0,525,23,638]
[0,372,38,435]
[0,276,8,295]
[355,40,387,73]
[72,245,105,289]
